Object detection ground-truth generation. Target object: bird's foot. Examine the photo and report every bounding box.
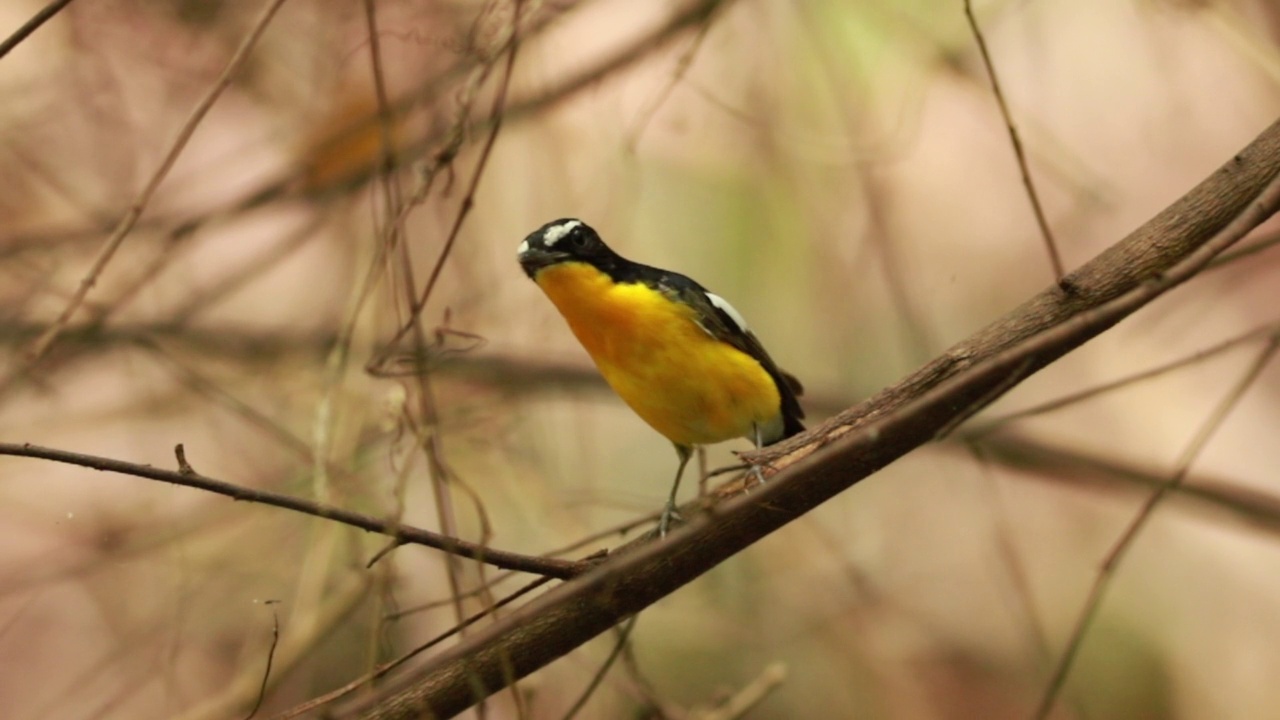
[731,452,771,492]
[658,501,683,538]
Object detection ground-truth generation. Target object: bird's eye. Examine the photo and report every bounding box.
[570,232,589,249]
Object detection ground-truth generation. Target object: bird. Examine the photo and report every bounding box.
[517,218,805,536]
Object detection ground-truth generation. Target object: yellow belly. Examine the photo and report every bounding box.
[534,262,782,447]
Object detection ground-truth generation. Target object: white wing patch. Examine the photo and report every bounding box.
[705,292,748,333]
[517,239,530,255]
[542,219,583,247]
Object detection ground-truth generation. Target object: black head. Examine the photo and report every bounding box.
[517,218,620,278]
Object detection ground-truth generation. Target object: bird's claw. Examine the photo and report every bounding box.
[658,502,684,538]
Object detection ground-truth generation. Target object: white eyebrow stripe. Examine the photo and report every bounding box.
[705,292,748,333]
[542,219,582,247]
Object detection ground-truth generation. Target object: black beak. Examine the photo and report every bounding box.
[517,239,566,278]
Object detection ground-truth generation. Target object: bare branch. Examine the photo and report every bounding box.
[972,432,1280,536]
[0,0,78,59]
[241,602,281,720]
[559,616,638,720]
[21,0,290,367]
[690,663,787,720]
[1034,337,1280,718]
[0,442,591,580]
[269,574,556,720]
[963,0,1065,281]
[377,0,525,355]
[972,318,1280,434]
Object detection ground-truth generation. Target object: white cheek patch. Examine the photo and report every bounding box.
[542,219,582,247]
[705,292,748,333]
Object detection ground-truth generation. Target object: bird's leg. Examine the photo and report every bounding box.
[659,444,693,537]
[747,423,768,488]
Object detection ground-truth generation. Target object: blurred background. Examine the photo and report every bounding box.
[2,0,1280,718]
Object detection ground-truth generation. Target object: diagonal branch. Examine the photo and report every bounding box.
[0,0,79,59]
[344,118,1280,720]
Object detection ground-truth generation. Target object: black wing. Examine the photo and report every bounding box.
[654,271,805,442]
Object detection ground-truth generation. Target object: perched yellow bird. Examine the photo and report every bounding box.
[518,218,805,535]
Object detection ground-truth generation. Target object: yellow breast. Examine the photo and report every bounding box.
[533,262,782,447]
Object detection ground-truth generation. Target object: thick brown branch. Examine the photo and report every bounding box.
[345,119,1280,720]
[0,442,589,580]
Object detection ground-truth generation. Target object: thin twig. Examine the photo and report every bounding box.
[1207,226,1280,269]
[617,619,675,718]
[0,0,78,59]
[559,616,639,720]
[23,0,291,365]
[168,213,330,323]
[382,15,527,714]
[384,0,525,353]
[964,444,1054,667]
[385,569,523,620]
[691,663,787,720]
[241,602,282,720]
[11,0,727,277]
[142,342,321,463]
[963,0,1065,282]
[173,577,370,720]
[268,574,555,720]
[1033,337,1280,719]
[624,17,713,152]
[358,0,428,705]
[972,430,1280,536]
[0,441,590,579]
[971,319,1280,435]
